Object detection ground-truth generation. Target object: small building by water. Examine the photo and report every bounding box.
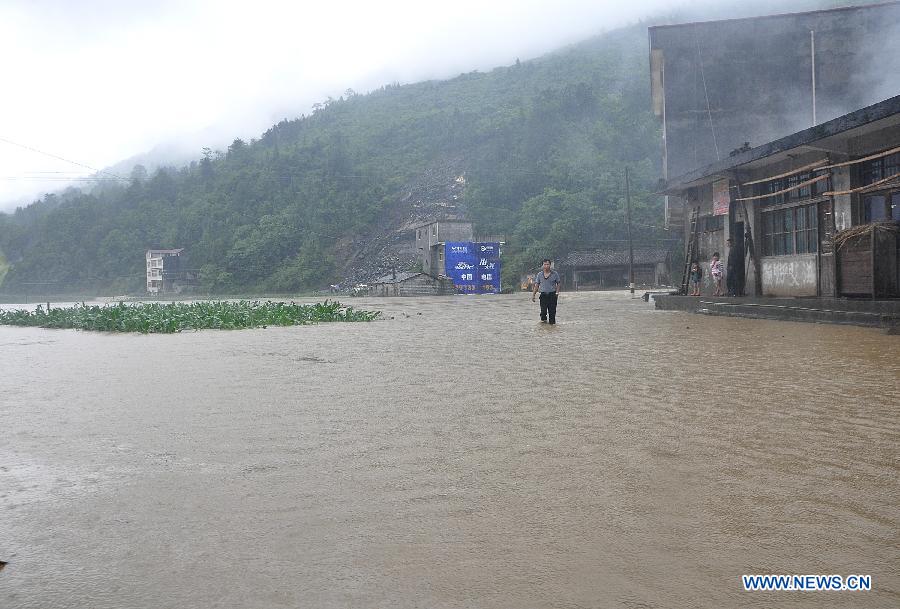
[368,272,455,297]
[146,248,198,294]
[146,249,184,294]
[414,220,474,278]
[558,248,672,290]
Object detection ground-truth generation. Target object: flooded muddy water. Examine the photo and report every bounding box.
[1,292,898,608]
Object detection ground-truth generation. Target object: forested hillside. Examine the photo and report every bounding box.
[0,21,666,295]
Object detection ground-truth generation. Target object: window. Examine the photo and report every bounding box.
[807,205,819,253]
[852,151,900,224]
[752,170,829,207]
[432,225,437,236]
[762,204,818,256]
[795,204,807,253]
[763,212,775,256]
[885,152,900,179]
[863,195,888,222]
[700,215,724,232]
[859,152,900,186]
[778,207,793,255]
[860,158,882,185]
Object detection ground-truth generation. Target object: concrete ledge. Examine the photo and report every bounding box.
[653,295,900,329]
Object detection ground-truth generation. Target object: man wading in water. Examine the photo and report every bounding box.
[532,258,561,324]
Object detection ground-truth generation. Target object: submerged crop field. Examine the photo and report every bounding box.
[0,300,380,333]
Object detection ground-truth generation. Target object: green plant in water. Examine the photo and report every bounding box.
[0,300,380,333]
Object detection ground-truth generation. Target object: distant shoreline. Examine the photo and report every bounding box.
[0,291,327,305]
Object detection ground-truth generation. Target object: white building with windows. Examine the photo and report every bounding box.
[146,248,184,293]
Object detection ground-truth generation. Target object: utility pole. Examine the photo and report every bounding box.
[811,30,817,126]
[625,167,635,296]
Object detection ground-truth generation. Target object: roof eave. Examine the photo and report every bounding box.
[658,94,900,195]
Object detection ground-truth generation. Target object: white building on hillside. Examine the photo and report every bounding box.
[146,248,184,293]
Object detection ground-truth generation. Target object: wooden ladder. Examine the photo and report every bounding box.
[680,206,701,295]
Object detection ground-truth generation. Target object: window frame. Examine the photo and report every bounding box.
[852,150,900,224]
[761,203,818,257]
[752,170,829,208]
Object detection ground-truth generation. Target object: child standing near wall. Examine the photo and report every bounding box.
[710,252,724,296]
[689,262,702,296]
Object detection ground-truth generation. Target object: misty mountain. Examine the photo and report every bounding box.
[0,15,671,296]
[3,0,887,297]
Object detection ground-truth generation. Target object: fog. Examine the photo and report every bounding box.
[0,0,672,211]
[0,0,885,212]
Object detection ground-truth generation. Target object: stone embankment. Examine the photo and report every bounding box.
[653,294,900,331]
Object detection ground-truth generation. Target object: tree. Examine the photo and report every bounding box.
[0,18,664,295]
[129,164,148,184]
[200,147,214,183]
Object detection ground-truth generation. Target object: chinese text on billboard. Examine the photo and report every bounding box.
[444,242,501,294]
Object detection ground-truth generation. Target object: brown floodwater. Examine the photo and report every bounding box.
[1,292,898,608]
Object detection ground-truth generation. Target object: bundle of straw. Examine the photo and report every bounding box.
[833,221,900,251]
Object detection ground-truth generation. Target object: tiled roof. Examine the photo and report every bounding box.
[373,272,426,284]
[661,94,900,193]
[559,248,670,267]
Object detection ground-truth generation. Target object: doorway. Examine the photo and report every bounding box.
[731,221,746,295]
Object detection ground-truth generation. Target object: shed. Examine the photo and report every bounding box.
[369,272,455,297]
[558,248,672,290]
[834,223,900,298]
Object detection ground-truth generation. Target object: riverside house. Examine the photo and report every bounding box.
[660,95,900,298]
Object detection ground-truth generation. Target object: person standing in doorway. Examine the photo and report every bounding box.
[725,238,740,296]
[710,253,723,296]
[689,262,703,296]
[532,258,561,324]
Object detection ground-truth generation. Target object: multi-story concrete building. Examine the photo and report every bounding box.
[146,248,184,294]
[649,1,900,231]
[660,95,900,298]
[414,220,474,277]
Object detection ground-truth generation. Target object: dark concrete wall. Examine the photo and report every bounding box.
[653,293,900,328]
[371,274,455,296]
[568,263,666,289]
[416,222,473,277]
[651,2,900,180]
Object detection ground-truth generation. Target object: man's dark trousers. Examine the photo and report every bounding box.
[539,292,558,324]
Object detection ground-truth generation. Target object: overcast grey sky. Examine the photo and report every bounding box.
[0,0,860,211]
[0,0,699,210]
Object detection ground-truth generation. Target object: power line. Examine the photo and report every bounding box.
[0,177,127,182]
[0,136,125,181]
[693,29,720,162]
[0,138,652,187]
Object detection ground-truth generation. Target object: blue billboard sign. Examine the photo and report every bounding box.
[444,242,478,293]
[476,242,501,294]
[444,241,501,294]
